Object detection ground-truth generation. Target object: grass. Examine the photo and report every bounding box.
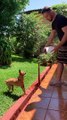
[0,55,45,116]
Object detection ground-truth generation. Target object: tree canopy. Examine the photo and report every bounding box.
[52,3,67,16]
[0,0,29,65]
[0,0,29,33]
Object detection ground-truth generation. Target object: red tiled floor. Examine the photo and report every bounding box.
[16,65,67,120]
[16,94,50,120]
[45,110,67,120]
[48,98,67,111]
[61,86,67,91]
[17,108,47,120]
[52,87,67,100]
[28,96,50,109]
[32,86,54,98]
[62,67,67,82]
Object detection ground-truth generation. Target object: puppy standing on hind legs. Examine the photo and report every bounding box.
[5,70,26,94]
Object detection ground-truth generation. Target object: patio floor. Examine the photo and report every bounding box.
[16,66,67,120]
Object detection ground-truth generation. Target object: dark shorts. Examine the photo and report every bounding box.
[57,46,67,64]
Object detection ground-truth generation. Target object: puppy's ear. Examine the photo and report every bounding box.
[19,70,21,73]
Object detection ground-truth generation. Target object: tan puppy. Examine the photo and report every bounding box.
[5,70,26,94]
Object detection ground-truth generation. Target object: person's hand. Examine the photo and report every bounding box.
[51,46,59,53]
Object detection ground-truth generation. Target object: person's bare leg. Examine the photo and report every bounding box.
[50,62,64,86]
[63,64,67,86]
[56,62,64,83]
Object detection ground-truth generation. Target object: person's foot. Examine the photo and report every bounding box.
[50,81,63,87]
[63,81,67,86]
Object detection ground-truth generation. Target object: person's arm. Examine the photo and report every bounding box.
[45,30,56,46]
[53,26,67,52]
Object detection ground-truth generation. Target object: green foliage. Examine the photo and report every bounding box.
[0,0,29,36]
[33,23,50,56]
[0,0,29,65]
[0,37,12,65]
[14,12,50,58]
[9,37,16,53]
[0,0,29,25]
[14,13,38,57]
[52,3,67,16]
[0,0,29,38]
[38,52,57,65]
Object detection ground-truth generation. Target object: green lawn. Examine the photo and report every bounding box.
[0,55,45,116]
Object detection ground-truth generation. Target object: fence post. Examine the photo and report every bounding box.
[38,62,40,85]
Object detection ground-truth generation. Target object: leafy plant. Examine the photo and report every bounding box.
[14,13,38,57]
[38,52,57,66]
[0,0,29,65]
[52,3,67,16]
[14,12,50,58]
[0,37,12,65]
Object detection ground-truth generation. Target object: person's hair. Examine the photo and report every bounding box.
[42,7,51,14]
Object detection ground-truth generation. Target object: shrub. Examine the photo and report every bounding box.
[0,37,12,65]
[38,52,57,66]
[52,3,67,16]
[14,12,50,58]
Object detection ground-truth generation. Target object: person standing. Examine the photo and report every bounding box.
[42,7,67,86]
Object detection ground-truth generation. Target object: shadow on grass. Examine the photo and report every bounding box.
[12,55,37,63]
[0,55,37,69]
[3,91,21,101]
[0,65,11,69]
